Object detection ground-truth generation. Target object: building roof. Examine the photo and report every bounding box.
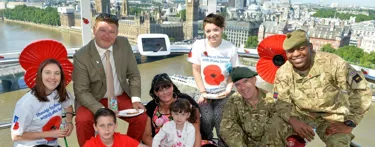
[308,25,350,40]
[261,21,287,34]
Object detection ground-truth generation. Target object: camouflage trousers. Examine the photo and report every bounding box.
[261,114,354,147]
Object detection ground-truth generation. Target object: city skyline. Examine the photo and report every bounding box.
[292,0,375,7]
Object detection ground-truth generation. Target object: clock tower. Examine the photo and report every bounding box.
[185,0,199,40]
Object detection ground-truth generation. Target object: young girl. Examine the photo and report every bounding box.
[152,99,197,147]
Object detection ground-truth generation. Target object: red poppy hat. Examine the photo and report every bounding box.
[19,40,73,89]
[256,35,287,84]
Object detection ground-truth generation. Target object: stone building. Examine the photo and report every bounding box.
[225,20,262,47]
[307,24,351,51]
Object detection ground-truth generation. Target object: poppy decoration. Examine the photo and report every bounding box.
[19,40,73,89]
[203,65,224,86]
[256,35,287,84]
[82,17,89,24]
[42,116,62,141]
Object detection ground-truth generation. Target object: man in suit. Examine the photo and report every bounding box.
[73,13,147,147]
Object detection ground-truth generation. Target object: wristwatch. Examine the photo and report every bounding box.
[344,120,356,128]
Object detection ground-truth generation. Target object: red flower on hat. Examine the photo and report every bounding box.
[42,116,61,141]
[19,40,73,89]
[82,17,89,24]
[203,65,224,86]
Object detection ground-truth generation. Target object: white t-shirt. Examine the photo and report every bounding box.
[11,90,74,147]
[188,39,239,94]
[152,121,195,147]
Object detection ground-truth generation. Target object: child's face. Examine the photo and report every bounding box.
[94,116,117,141]
[171,111,190,126]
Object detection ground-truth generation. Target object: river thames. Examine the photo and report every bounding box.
[0,21,374,147]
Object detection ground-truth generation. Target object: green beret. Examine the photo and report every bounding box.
[283,30,309,50]
[231,67,258,83]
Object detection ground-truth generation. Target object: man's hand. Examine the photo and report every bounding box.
[289,117,315,142]
[132,102,145,111]
[326,122,353,135]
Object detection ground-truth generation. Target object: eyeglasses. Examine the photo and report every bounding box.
[96,13,119,22]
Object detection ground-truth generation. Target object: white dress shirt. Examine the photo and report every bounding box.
[95,42,141,103]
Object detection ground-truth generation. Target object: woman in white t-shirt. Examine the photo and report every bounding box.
[11,40,74,147]
[187,13,239,146]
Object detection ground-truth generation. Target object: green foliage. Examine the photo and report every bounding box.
[169,37,175,42]
[129,7,142,15]
[244,36,258,48]
[312,8,375,22]
[320,44,336,53]
[4,5,60,26]
[324,45,374,69]
[359,52,375,69]
[177,10,186,21]
[222,33,227,40]
[335,45,364,64]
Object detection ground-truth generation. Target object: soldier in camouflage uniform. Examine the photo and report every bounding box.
[262,30,372,147]
[220,67,276,147]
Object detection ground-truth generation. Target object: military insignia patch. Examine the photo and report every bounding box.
[273,92,278,99]
[352,74,362,83]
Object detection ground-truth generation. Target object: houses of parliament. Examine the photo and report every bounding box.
[59,0,199,44]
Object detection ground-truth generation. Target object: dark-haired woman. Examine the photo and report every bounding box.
[142,73,201,147]
[11,59,74,147]
[187,13,239,146]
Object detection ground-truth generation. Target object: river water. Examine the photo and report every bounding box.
[0,21,374,147]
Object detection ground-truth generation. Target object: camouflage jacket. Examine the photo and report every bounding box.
[220,89,276,147]
[274,52,372,125]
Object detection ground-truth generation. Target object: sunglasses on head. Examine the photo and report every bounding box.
[154,84,172,92]
[152,73,170,84]
[96,13,119,22]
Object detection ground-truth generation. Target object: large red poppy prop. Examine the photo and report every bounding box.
[19,40,73,89]
[203,65,224,86]
[256,35,287,84]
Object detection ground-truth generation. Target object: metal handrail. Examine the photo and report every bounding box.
[0,51,373,130]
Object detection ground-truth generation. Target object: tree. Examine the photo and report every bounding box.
[320,44,336,53]
[169,37,175,42]
[244,36,258,48]
[222,33,227,40]
[360,51,375,69]
[335,46,364,64]
[177,10,186,21]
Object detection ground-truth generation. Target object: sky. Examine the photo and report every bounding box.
[292,0,375,7]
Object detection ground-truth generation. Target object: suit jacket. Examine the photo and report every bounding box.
[73,36,141,113]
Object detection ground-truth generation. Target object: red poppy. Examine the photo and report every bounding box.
[19,40,73,89]
[256,35,287,84]
[82,18,89,24]
[203,51,208,56]
[203,65,224,85]
[42,116,62,141]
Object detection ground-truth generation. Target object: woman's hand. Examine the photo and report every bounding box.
[218,91,230,99]
[64,122,74,136]
[197,94,207,104]
[48,129,67,138]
